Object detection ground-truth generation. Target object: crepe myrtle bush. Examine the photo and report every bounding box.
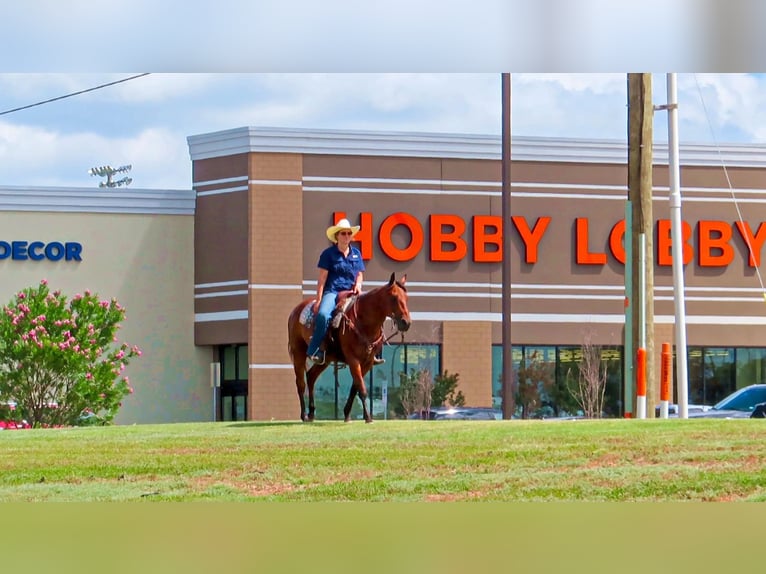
[0,279,141,427]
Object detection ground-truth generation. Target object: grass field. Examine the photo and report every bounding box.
[2,417,765,502]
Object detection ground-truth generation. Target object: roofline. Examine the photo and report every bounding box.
[0,186,195,215]
[187,126,766,167]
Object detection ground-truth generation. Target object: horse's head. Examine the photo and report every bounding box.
[385,272,411,332]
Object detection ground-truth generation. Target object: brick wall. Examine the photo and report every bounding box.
[248,152,304,421]
[441,321,492,407]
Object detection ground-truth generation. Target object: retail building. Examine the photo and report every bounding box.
[4,126,766,423]
[189,127,766,421]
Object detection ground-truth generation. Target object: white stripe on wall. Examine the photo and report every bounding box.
[194,310,248,322]
[249,179,302,186]
[412,311,766,326]
[192,309,766,326]
[196,186,248,197]
[303,176,502,187]
[249,364,295,369]
[196,280,248,289]
[194,176,248,187]
[250,284,303,290]
[194,290,248,299]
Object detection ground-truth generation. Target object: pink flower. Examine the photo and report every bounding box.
[40,278,48,285]
[17,292,25,300]
[115,350,125,360]
[85,372,93,380]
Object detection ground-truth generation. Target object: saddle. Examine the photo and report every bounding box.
[298,291,357,329]
[330,290,357,329]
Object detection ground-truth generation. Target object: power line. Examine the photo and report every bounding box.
[0,73,151,117]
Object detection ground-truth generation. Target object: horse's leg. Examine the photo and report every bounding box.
[343,360,372,423]
[293,359,307,422]
[306,362,328,422]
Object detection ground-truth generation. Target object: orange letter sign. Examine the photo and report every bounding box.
[473,215,502,263]
[576,217,607,265]
[429,214,467,262]
[511,216,551,264]
[379,212,424,262]
[698,220,734,267]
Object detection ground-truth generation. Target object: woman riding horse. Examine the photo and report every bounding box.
[288,272,411,423]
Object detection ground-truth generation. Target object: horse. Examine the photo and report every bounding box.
[287,272,411,423]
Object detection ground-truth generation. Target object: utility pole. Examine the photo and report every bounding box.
[501,73,514,420]
[627,73,656,417]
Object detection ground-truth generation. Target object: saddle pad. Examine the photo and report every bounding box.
[299,301,315,326]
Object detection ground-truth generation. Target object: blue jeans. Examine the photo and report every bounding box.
[306,292,338,357]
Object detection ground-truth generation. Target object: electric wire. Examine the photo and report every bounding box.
[0,73,151,117]
[693,73,766,298]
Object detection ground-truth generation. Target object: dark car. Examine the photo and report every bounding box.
[687,384,766,419]
[408,407,503,420]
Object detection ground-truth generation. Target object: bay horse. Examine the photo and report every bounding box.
[287,272,411,423]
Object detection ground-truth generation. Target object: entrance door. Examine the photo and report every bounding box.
[218,344,248,421]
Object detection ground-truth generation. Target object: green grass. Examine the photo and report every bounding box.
[2,418,765,501]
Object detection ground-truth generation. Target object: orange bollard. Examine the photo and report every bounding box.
[659,342,672,418]
[660,343,671,403]
[636,347,647,418]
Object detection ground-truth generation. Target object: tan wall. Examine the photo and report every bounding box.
[441,321,493,407]
[248,153,304,421]
[0,211,212,424]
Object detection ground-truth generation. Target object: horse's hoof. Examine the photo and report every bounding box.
[307,416,315,423]
[344,417,351,423]
[365,419,373,424]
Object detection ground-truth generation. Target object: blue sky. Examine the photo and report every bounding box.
[2,73,766,190]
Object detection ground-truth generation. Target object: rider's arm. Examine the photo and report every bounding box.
[313,268,329,312]
[353,271,363,294]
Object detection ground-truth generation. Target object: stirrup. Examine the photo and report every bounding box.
[308,351,325,365]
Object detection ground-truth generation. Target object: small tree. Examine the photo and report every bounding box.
[0,280,141,427]
[515,351,555,419]
[395,368,433,418]
[391,369,466,419]
[431,370,465,408]
[568,333,607,418]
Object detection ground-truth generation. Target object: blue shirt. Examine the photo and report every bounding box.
[318,244,366,293]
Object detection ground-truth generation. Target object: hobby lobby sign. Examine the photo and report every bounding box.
[334,212,766,267]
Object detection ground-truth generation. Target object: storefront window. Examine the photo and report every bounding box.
[493,344,622,418]
[735,347,766,388]
[311,343,441,420]
[687,347,735,405]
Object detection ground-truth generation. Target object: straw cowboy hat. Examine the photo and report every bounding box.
[326,218,361,243]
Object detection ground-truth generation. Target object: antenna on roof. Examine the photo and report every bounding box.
[88,164,133,188]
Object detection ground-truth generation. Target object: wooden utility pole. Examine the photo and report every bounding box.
[501,73,514,419]
[627,73,656,417]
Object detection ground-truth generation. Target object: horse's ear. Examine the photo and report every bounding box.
[388,272,395,286]
[400,274,406,286]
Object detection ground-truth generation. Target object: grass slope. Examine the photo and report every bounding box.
[1,418,765,502]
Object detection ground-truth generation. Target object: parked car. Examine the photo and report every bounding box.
[687,384,766,419]
[655,403,712,417]
[408,407,503,420]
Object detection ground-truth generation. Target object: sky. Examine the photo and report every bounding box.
[2,73,766,190]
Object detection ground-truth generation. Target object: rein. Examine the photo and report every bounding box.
[341,291,403,356]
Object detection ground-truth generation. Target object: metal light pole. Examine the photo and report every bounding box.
[501,73,514,419]
[665,73,690,418]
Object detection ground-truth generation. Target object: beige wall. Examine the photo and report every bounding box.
[0,211,212,424]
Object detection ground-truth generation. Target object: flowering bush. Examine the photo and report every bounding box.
[0,280,141,427]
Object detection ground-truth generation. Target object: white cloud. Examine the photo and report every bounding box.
[2,73,766,190]
[0,121,189,189]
